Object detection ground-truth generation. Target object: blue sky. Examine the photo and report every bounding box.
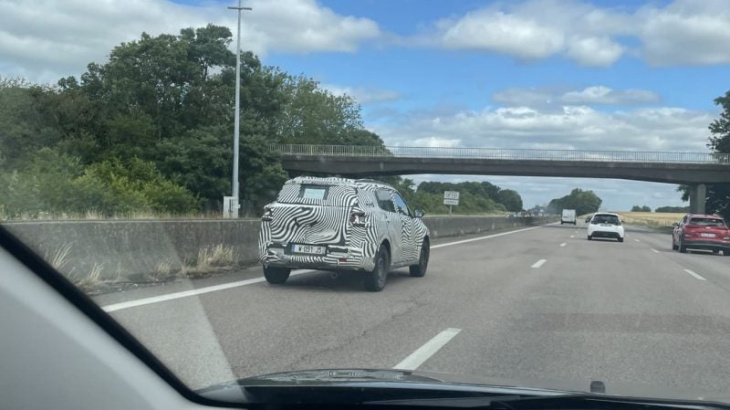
[2,0,729,210]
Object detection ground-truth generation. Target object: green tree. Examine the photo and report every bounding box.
[548,189,602,216]
[497,189,523,212]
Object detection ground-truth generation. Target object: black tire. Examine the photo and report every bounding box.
[364,245,389,292]
[724,250,730,256]
[409,238,430,277]
[263,266,290,284]
[587,235,592,240]
[617,237,624,243]
[713,249,720,254]
[679,237,687,253]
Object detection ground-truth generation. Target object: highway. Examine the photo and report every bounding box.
[93,222,730,399]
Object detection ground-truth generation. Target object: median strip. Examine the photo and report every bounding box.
[531,259,547,269]
[684,269,707,281]
[393,328,461,371]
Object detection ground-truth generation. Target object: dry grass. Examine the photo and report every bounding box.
[152,260,181,280]
[184,244,236,277]
[45,243,73,273]
[617,212,684,227]
[74,263,104,290]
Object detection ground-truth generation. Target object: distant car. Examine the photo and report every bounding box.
[259,176,431,291]
[672,214,730,255]
[587,213,625,242]
[561,209,576,225]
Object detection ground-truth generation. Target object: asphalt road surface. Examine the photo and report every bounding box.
[93,222,730,399]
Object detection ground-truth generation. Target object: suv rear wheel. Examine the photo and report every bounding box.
[364,245,389,292]
[264,266,291,284]
[409,238,430,277]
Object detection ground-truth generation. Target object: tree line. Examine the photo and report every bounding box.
[546,189,602,216]
[387,180,523,215]
[0,25,523,219]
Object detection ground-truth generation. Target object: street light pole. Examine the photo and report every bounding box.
[227,0,251,218]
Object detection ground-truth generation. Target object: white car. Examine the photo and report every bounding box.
[587,212,625,242]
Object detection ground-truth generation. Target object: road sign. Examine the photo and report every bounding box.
[443,191,459,215]
[443,191,460,201]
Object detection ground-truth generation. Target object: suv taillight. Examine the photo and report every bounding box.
[262,207,273,222]
[350,211,366,227]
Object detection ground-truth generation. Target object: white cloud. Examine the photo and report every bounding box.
[411,0,730,67]
[321,84,402,105]
[565,36,624,67]
[0,0,380,83]
[436,10,564,59]
[373,102,712,153]
[637,0,730,65]
[494,86,660,107]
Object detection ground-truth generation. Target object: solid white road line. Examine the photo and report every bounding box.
[103,224,551,312]
[651,249,660,254]
[102,270,315,312]
[393,328,462,370]
[560,243,567,247]
[431,225,543,249]
[531,259,547,269]
[684,269,707,281]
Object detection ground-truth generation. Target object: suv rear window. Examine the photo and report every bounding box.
[689,217,726,227]
[277,183,357,205]
[299,185,329,200]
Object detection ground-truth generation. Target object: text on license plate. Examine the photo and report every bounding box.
[292,244,326,254]
[700,233,716,238]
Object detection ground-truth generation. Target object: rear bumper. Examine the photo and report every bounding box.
[260,244,375,272]
[589,230,622,239]
[682,240,730,251]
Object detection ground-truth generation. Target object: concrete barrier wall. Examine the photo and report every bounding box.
[3,216,550,280]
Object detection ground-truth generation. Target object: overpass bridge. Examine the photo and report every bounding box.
[272,144,730,214]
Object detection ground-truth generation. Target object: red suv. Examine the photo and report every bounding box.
[672,214,730,255]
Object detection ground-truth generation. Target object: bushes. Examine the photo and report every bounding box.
[0,149,200,219]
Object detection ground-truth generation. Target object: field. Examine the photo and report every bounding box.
[617,212,684,227]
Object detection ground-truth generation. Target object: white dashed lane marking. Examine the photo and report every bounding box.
[684,269,706,281]
[531,259,547,269]
[393,328,462,370]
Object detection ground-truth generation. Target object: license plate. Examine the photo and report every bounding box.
[292,244,326,255]
[700,233,716,238]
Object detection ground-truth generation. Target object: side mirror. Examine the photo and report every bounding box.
[673,223,679,228]
[414,209,425,218]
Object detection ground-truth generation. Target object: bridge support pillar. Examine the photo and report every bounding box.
[689,184,707,214]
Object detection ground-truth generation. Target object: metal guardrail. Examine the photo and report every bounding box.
[271,144,730,164]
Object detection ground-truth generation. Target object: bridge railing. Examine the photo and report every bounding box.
[271,144,730,164]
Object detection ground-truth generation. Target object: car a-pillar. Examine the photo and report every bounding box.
[689,183,707,214]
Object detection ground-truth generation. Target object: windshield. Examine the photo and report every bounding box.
[4,0,730,405]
